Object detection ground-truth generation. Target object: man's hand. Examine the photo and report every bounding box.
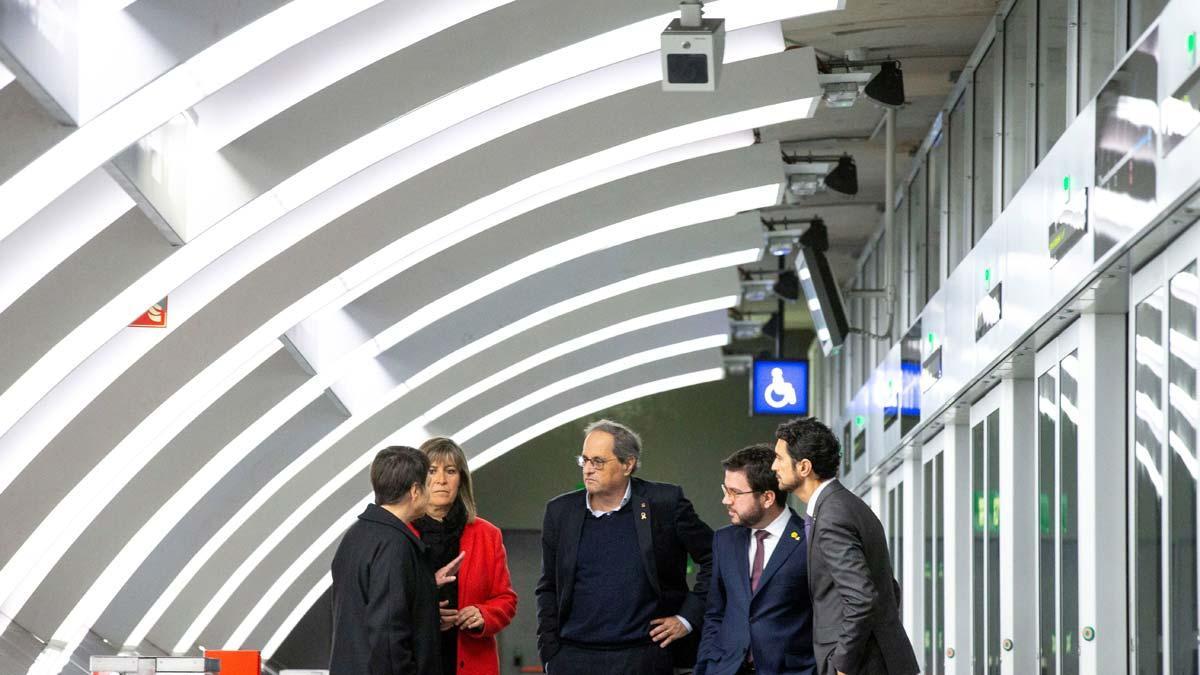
[436,551,465,587]
[649,616,688,648]
[456,605,485,631]
[438,600,458,632]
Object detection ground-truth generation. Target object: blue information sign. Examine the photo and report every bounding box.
[751,360,809,416]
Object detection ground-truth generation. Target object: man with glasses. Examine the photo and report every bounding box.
[536,419,714,674]
[695,445,815,675]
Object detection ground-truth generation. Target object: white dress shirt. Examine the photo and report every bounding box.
[747,506,793,572]
[805,478,835,519]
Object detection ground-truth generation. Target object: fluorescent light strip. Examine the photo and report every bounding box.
[170,286,749,654]
[52,381,326,646]
[0,341,284,621]
[224,498,369,651]
[250,366,726,656]
[261,572,331,661]
[469,367,727,470]
[0,0,384,245]
[454,334,730,443]
[225,347,727,650]
[126,256,748,651]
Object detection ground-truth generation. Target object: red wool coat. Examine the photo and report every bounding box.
[441,517,518,675]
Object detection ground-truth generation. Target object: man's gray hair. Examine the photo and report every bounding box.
[584,419,642,472]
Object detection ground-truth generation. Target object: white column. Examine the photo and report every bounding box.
[1078,313,1128,671]
[901,447,924,663]
[1000,378,1036,675]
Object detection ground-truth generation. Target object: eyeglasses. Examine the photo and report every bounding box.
[720,484,762,499]
[577,455,616,470]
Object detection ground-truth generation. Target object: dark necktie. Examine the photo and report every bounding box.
[750,529,769,592]
[804,514,814,543]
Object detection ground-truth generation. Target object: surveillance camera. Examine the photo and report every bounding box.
[661,7,724,92]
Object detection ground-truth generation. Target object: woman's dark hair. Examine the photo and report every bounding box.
[419,436,477,523]
[775,417,841,480]
[371,445,429,506]
[721,444,787,505]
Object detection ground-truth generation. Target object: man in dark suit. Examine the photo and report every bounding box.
[329,445,462,675]
[696,445,815,675]
[536,419,714,675]
[771,418,919,675]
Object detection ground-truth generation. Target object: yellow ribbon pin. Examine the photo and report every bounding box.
[790,531,800,540]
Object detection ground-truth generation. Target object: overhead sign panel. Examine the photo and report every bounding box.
[751,359,808,416]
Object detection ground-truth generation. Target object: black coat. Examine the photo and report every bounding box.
[330,503,442,675]
[535,477,714,667]
[807,480,919,675]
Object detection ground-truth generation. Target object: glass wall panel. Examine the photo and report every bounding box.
[972,421,986,675]
[1129,0,1169,45]
[974,45,999,241]
[986,410,1001,675]
[1037,0,1071,161]
[1059,353,1079,675]
[1003,0,1035,205]
[928,133,946,301]
[910,167,928,322]
[1079,0,1118,105]
[948,95,970,273]
[1133,289,1165,674]
[1169,263,1198,674]
[925,460,935,673]
[935,453,945,675]
[1037,369,1058,675]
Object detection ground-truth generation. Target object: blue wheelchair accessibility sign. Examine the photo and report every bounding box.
[751,360,809,416]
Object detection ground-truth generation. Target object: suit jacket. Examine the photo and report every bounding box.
[330,503,442,675]
[695,509,815,675]
[535,477,714,667]
[807,480,919,675]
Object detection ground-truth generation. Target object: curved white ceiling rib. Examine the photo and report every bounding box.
[3,149,777,657]
[0,0,383,241]
[246,355,727,657]
[0,49,816,624]
[162,220,759,654]
[0,36,814,503]
[120,251,750,653]
[223,337,727,651]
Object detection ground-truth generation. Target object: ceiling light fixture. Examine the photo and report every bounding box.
[781,153,858,196]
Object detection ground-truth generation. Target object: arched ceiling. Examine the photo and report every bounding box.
[0,0,998,672]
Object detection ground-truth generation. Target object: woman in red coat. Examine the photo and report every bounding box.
[414,437,518,675]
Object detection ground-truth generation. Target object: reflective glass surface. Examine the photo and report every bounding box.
[1079,0,1118,104]
[1037,0,1070,161]
[974,45,999,241]
[1038,369,1058,675]
[1003,0,1034,205]
[910,168,928,321]
[973,420,986,675]
[987,410,1001,675]
[928,134,946,301]
[948,95,970,273]
[1169,263,1199,674]
[1134,289,1165,674]
[1059,352,1079,675]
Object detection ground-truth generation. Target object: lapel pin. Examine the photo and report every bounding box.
[790,531,800,540]
[641,501,647,508]
[641,512,648,520]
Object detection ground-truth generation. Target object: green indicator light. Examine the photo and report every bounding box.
[1189,32,1197,54]
[854,415,866,428]
[1063,175,1071,192]
[927,332,935,345]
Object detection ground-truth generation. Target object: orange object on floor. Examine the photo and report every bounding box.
[204,650,261,675]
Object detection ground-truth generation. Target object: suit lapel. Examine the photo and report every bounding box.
[560,492,587,602]
[632,479,662,595]
[733,524,752,599]
[752,510,805,598]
